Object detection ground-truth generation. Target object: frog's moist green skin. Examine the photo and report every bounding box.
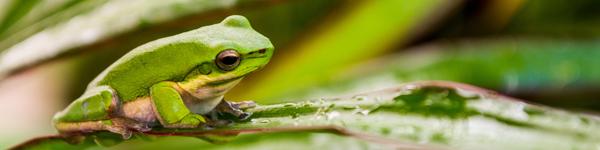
[52,15,274,138]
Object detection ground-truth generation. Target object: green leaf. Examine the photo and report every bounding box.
[12,81,600,149]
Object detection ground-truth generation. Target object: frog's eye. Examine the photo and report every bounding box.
[216,49,241,71]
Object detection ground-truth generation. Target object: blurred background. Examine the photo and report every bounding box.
[0,0,599,148]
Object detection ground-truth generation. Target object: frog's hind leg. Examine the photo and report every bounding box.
[54,118,147,139]
[53,86,138,138]
[54,119,131,138]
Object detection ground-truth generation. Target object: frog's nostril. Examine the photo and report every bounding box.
[258,48,267,54]
[246,49,268,58]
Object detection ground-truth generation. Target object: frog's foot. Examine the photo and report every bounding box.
[104,118,153,139]
[111,118,152,132]
[213,100,255,120]
[103,123,132,139]
[231,101,257,109]
[162,113,207,128]
[85,118,150,139]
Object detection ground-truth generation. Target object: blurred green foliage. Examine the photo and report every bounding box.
[283,39,600,110]
[230,0,456,101]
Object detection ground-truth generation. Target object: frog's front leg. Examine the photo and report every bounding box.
[150,81,207,128]
[212,100,256,120]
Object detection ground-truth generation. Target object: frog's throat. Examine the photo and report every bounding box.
[177,77,243,114]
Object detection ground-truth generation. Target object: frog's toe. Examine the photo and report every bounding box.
[215,100,254,120]
[129,122,152,132]
[231,101,257,109]
[120,130,133,139]
[238,112,252,120]
[108,118,149,138]
[105,125,132,139]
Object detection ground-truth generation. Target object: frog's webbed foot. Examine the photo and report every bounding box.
[212,100,256,120]
[105,124,132,139]
[107,118,152,139]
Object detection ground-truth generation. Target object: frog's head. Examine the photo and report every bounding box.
[179,15,274,100]
[208,15,274,77]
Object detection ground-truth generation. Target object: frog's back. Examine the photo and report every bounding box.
[88,34,210,102]
[85,15,268,102]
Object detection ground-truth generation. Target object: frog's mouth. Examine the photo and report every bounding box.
[195,66,258,96]
[208,66,259,85]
